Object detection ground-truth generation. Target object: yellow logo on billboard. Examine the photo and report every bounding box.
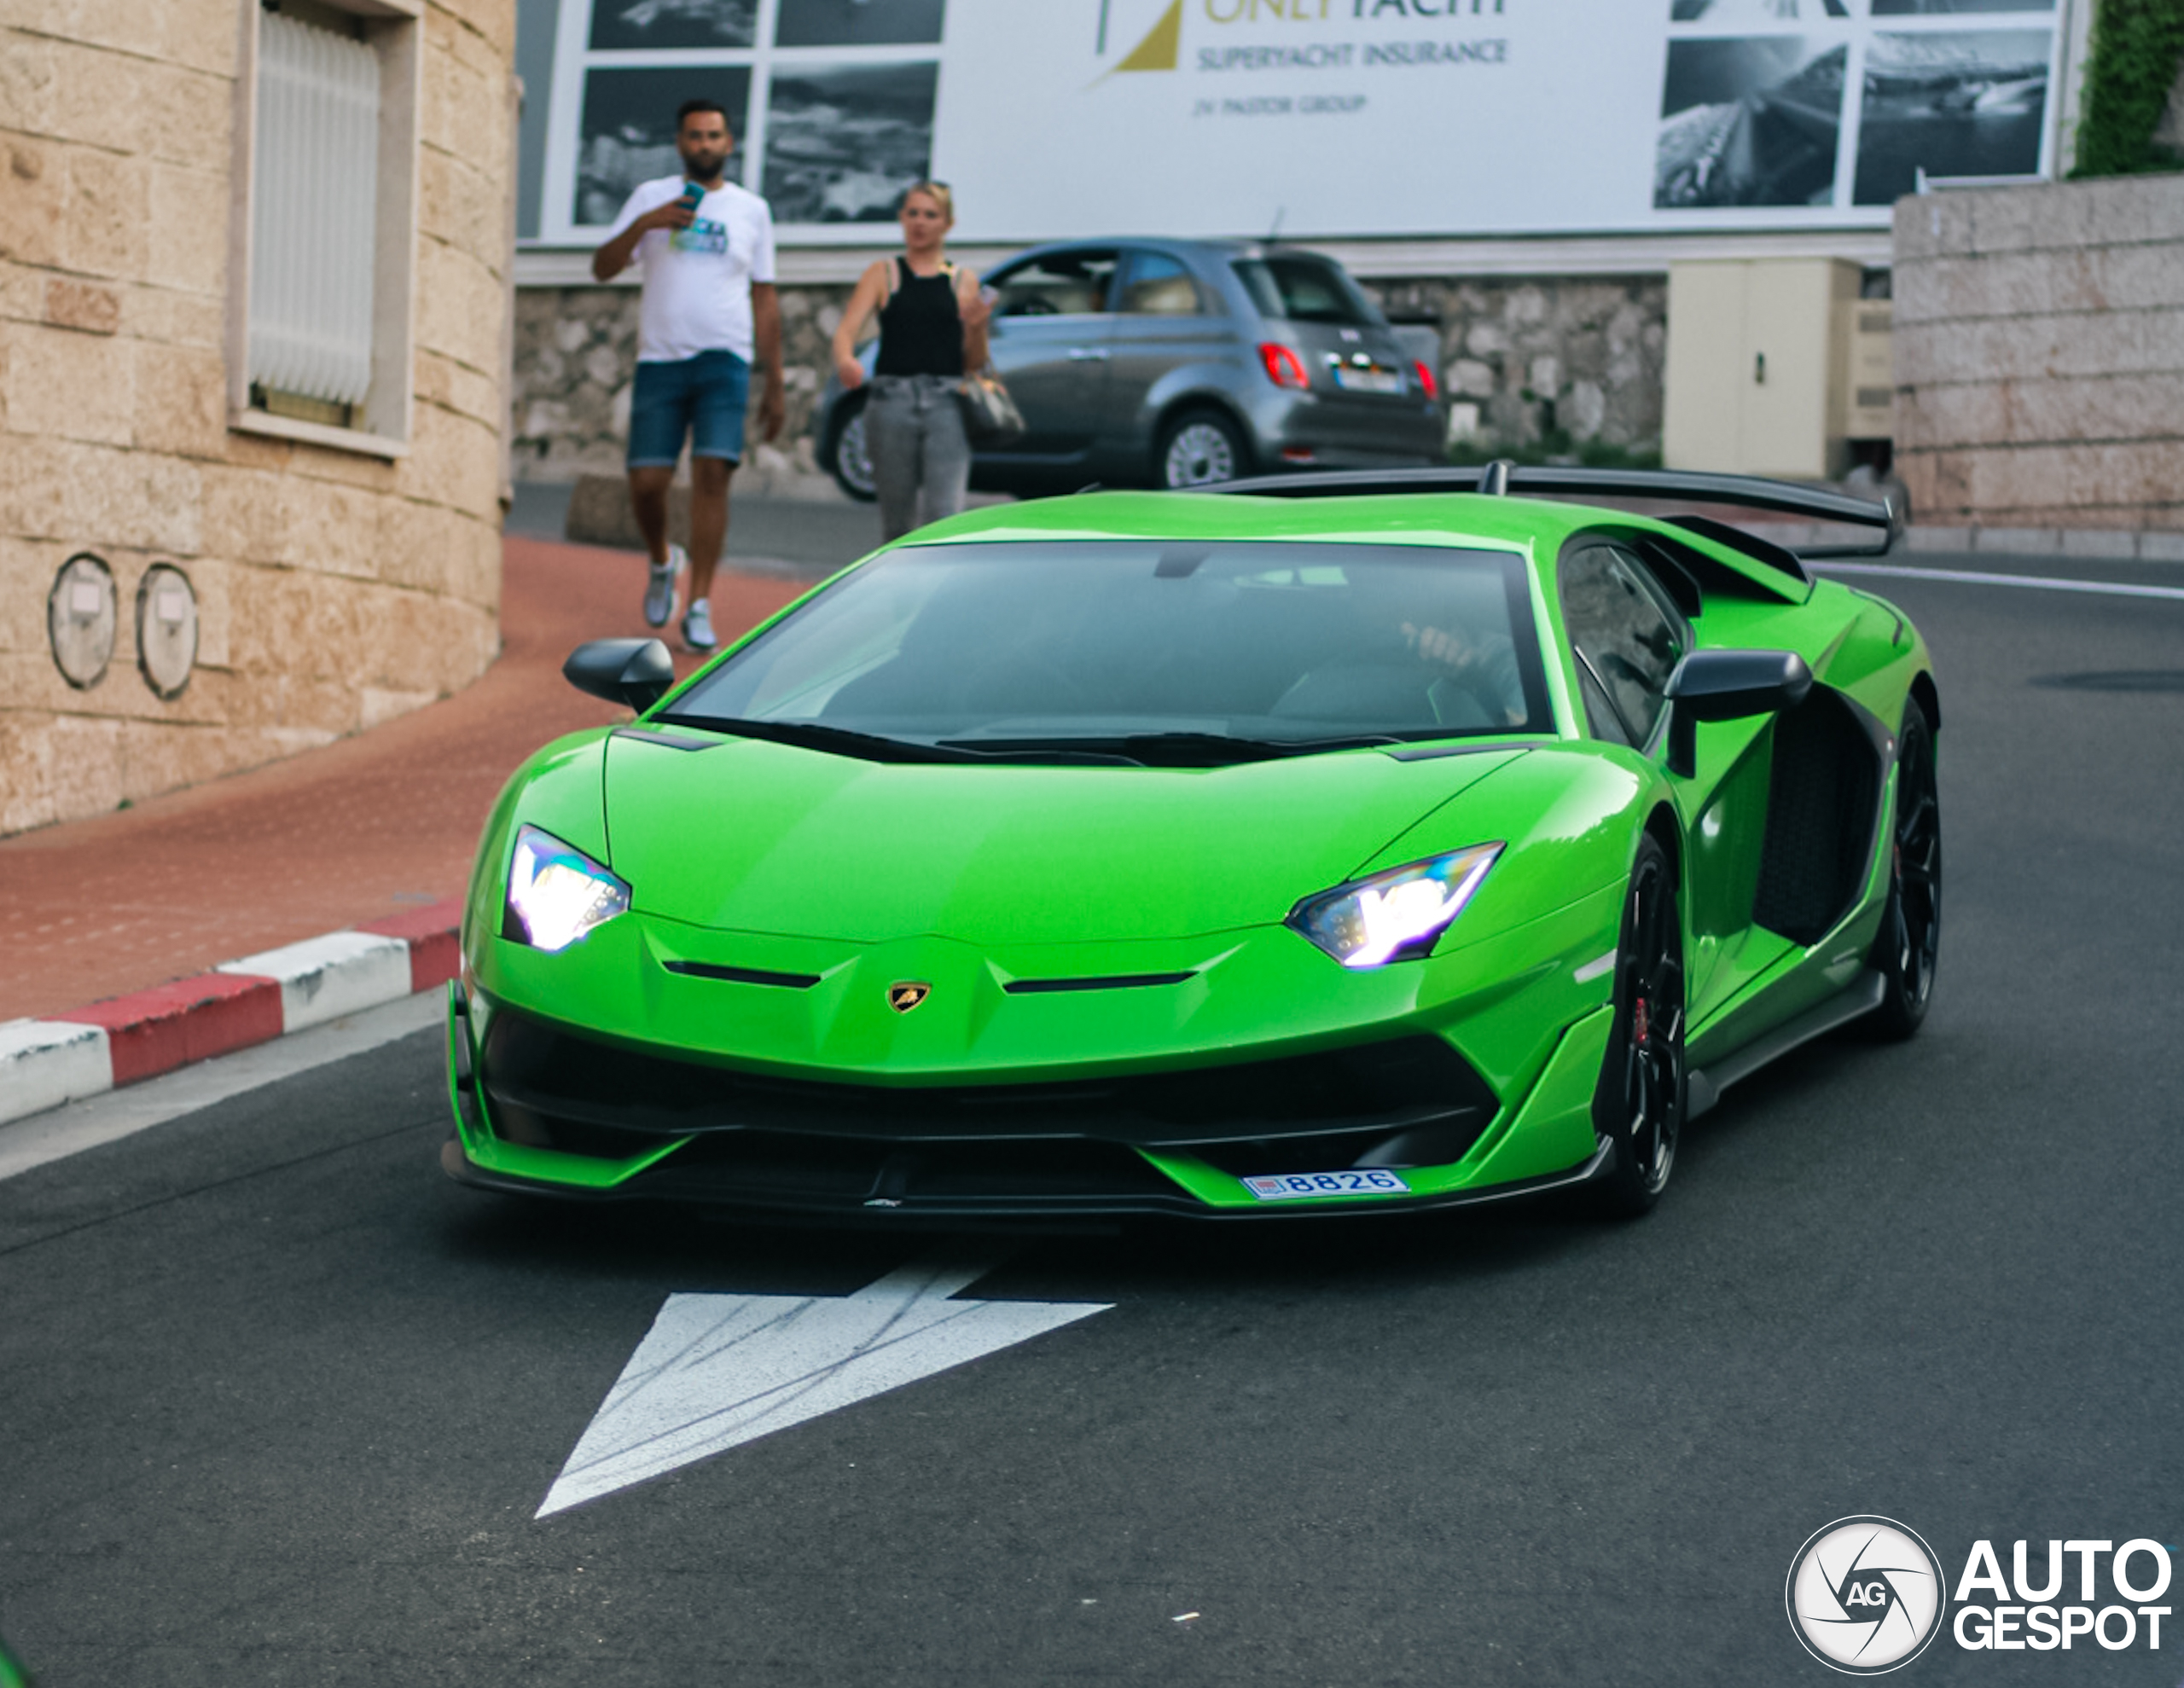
[1100,0,1182,73]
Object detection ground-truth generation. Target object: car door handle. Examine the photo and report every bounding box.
[1066,347,1109,362]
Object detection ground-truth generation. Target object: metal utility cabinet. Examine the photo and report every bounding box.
[1664,258,1891,480]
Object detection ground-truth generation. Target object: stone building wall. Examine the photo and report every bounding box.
[1,0,517,837]
[507,272,1667,478]
[1893,175,2184,541]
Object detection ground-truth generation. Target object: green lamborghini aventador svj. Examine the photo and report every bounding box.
[444,466,1938,1221]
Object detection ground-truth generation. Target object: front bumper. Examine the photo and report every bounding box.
[441,979,1618,1223]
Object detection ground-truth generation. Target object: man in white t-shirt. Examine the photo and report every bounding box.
[591,98,786,652]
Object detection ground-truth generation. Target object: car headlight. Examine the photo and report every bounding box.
[1287,844,1502,969]
[502,825,630,954]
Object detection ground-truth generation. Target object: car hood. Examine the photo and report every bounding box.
[604,731,1525,945]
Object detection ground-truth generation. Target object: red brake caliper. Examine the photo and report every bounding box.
[1634,997,1650,1048]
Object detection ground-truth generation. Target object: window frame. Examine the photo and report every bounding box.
[1556,540,1691,756]
[985,247,1124,321]
[225,0,424,460]
[1113,248,1210,318]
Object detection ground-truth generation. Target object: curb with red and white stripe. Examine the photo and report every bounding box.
[0,901,462,1128]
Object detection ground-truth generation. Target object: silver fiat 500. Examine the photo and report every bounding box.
[819,240,1443,499]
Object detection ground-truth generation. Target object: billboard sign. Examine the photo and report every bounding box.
[531,0,2062,245]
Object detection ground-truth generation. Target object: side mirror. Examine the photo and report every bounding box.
[563,638,674,711]
[1664,648,1813,777]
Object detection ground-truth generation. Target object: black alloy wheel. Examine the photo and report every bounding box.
[1867,696,1941,1039]
[1589,834,1686,1216]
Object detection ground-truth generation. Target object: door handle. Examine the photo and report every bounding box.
[1067,347,1110,362]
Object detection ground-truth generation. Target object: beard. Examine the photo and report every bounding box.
[679,143,730,183]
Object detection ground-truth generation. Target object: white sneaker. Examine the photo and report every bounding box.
[682,597,716,653]
[643,543,686,629]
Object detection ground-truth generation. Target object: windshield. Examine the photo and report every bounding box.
[1233,256,1381,327]
[661,541,1552,764]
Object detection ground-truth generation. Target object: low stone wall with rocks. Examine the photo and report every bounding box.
[1893,174,2184,545]
[513,281,851,484]
[1368,276,1666,460]
[508,272,1667,479]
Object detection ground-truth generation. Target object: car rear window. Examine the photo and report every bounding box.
[665,541,1552,758]
[1233,256,1379,327]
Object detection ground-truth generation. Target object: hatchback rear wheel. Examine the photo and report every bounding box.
[1158,409,1247,489]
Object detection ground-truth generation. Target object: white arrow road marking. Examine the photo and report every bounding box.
[537,1260,1111,1517]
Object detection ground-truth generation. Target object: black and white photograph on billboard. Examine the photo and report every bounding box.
[574,67,752,226]
[759,62,938,223]
[587,0,758,52]
[1670,1,1846,20]
[775,0,946,48]
[1872,0,2051,14]
[1853,29,2049,202]
[1655,39,1845,207]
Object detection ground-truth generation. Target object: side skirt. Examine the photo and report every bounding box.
[1686,968,1885,1121]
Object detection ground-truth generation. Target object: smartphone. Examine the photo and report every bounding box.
[677,182,705,215]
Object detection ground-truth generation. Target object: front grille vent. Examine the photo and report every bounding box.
[662,960,822,989]
[481,1011,1499,1150]
[1003,972,1195,995]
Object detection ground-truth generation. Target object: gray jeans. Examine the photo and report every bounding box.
[866,374,971,543]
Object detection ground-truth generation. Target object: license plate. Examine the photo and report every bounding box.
[1333,365,1404,394]
[1243,1169,1410,1201]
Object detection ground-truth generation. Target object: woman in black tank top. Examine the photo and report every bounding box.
[830,183,991,542]
[874,260,964,379]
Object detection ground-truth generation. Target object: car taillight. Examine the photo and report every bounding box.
[1414,360,1439,402]
[1258,342,1310,391]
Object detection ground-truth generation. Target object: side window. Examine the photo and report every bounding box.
[1574,660,1635,749]
[1117,252,1205,316]
[1558,545,1685,749]
[990,250,1120,318]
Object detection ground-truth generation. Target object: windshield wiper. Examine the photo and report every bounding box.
[654,715,1142,766]
[936,731,1403,767]
[653,714,985,764]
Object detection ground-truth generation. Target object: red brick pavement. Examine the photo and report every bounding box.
[0,537,803,1024]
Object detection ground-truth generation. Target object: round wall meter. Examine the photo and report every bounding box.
[136,564,200,700]
[48,553,118,689]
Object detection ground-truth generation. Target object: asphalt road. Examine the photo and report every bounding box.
[3,554,2181,1685]
[504,483,900,578]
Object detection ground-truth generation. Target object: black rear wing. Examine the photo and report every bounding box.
[1203,463,1903,564]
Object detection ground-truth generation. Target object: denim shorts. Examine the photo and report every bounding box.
[626,350,749,469]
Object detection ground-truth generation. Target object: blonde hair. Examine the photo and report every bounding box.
[899,181,955,223]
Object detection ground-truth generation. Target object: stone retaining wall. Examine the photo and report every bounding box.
[1892,175,2184,537]
[513,281,851,484]
[508,272,1667,479]
[1371,276,1666,459]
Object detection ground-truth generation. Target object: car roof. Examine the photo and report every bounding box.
[991,237,1333,269]
[892,490,1818,606]
[901,490,1655,557]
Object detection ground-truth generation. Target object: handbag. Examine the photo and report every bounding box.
[956,365,1026,446]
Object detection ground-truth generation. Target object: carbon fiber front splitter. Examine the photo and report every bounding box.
[439,1131,1612,1227]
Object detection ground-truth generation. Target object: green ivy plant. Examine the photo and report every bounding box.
[2071,0,2184,177]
